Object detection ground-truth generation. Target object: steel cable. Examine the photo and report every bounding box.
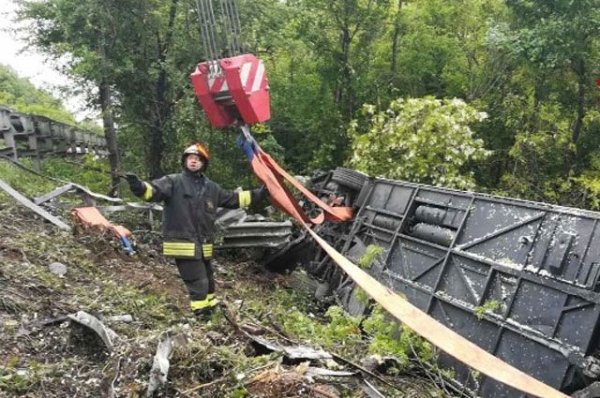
[220,0,242,56]
[195,0,221,74]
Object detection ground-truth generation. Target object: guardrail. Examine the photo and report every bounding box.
[0,104,108,163]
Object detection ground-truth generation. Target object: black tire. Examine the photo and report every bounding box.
[353,179,372,208]
[330,167,368,191]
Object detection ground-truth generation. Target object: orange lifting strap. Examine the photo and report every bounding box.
[237,126,353,225]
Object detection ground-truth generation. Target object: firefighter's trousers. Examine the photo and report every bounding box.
[175,258,218,313]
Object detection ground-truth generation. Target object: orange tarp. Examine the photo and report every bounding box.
[71,206,131,239]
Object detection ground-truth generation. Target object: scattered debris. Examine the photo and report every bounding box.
[106,314,134,323]
[247,334,332,361]
[0,178,70,230]
[361,379,386,398]
[67,311,119,352]
[0,167,447,397]
[147,330,188,397]
[48,261,67,277]
[71,206,135,254]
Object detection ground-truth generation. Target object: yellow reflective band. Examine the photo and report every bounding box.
[206,293,219,307]
[239,190,251,208]
[163,242,196,257]
[190,298,211,310]
[202,243,213,257]
[142,182,153,201]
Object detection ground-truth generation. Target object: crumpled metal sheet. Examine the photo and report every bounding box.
[246,334,332,360]
[67,311,119,351]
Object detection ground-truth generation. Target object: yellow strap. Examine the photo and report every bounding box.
[303,224,569,398]
[163,241,195,257]
[238,190,251,208]
[190,298,211,310]
[142,182,153,201]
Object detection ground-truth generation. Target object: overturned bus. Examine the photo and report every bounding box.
[267,167,600,397]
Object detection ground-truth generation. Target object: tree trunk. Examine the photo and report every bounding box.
[567,57,586,175]
[337,25,353,118]
[99,82,121,197]
[390,0,403,78]
[147,0,179,179]
[572,58,586,151]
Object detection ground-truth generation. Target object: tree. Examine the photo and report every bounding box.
[502,0,600,171]
[0,64,77,125]
[348,96,490,189]
[18,0,150,192]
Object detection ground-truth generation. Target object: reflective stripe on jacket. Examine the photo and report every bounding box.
[136,170,257,258]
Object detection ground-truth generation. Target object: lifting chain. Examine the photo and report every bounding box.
[194,0,243,77]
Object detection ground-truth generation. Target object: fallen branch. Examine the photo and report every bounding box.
[180,362,275,395]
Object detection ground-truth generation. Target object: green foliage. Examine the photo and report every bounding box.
[14,0,600,211]
[0,161,57,198]
[474,300,502,320]
[281,305,363,355]
[0,64,76,125]
[362,305,433,367]
[0,365,38,395]
[349,97,491,189]
[495,99,592,206]
[42,155,112,194]
[354,288,371,307]
[574,154,600,210]
[357,245,384,269]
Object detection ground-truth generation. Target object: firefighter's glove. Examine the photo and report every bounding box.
[125,173,145,196]
[254,185,269,203]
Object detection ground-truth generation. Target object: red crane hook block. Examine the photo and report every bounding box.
[190,54,271,128]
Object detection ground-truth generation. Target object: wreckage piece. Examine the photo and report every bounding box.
[67,311,119,352]
[215,207,248,228]
[213,207,294,249]
[71,206,135,254]
[304,367,357,381]
[220,220,293,248]
[33,182,124,206]
[313,173,600,396]
[99,202,163,214]
[33,183,163,215]
[147,331,187,397]
[0,178,70,230]
[360,379,386,398]
[246,334,333,361]
[33,183,76,205]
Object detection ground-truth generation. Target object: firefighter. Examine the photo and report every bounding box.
[125,142,268,318]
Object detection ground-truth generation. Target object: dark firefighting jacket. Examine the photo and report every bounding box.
[138,170,261,259]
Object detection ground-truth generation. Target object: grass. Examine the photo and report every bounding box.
[0,158,447,397]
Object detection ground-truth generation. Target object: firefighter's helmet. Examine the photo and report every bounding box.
[182,142,210,170]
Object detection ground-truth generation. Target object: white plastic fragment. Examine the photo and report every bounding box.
[48,262,67,277]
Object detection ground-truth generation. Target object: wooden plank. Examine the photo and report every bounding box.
[0,179,70,230]
[33,183,74,205]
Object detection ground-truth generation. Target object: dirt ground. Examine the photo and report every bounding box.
[0,196,449,398]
